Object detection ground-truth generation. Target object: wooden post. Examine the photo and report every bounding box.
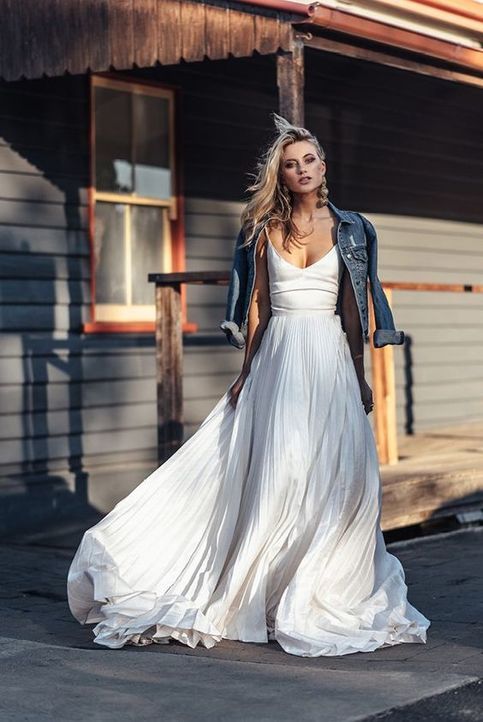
[369,288,399,465]
[149,271,230,463]
[155,282,183,462]
[277,38,305,125]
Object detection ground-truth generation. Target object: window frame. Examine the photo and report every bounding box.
[83,72,196,335]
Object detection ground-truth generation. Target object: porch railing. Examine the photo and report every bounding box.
[372,281,483,464]
[148,272,483,465]
[148,272,229,461]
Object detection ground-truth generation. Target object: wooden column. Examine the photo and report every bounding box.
[155,282,183,462]
[277,38,305,125]
[149,271,230,463]
[369,289,399,465]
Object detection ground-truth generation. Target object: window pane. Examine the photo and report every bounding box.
[94,202,126,304]
[131,206,166,305]
[94,87,133,194]
[133,94,171,199]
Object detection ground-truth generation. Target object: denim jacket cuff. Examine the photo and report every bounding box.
[220,320,246,349]
[373,329,405,348]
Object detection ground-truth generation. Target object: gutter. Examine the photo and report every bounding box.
[319,1,483,47]
[241,1,483,73]
[242,0,483,31]
[237,0,310,13]
[347,0,483,35]
[303,4,483,71]
[414,0,483,23]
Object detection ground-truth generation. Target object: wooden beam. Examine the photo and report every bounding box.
[302,33,483,90]
[304,5,483,76]
[369,288,399,466]
[150,272,231,462]
[276,37,305,125]
[148,271,229,284]
[155,283,183,462]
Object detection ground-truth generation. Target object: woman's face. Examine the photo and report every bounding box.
[280,140,325,194]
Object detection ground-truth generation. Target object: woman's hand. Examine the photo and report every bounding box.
[359,378,374,415]
[229,370,249,409]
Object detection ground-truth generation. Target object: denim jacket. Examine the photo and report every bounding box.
[220,199,404,350]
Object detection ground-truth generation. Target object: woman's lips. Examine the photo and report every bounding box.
[299,177,311,184]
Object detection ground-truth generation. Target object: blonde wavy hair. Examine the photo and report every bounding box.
[239,112,329,249]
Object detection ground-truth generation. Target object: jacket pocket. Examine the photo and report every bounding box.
[351,246,368,261]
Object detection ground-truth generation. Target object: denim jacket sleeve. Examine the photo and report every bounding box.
[357,213,405,348]
[219,228,247,349]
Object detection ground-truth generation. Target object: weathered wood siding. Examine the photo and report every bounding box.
[0,0,293,82]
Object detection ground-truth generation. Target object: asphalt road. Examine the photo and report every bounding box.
[0,523,481,721]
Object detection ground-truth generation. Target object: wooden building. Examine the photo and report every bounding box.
[0,0,482,534]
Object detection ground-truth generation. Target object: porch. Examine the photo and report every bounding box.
[0,0,482,535]
[382,421,483,531]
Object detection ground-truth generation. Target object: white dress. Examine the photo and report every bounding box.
[67,236,431,656]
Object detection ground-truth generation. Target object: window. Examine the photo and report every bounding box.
[87,74,178,328]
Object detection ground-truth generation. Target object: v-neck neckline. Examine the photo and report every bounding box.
[265,228,338,272]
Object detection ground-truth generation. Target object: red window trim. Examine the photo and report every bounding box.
[83,321,199,335]
[83,71,198,336]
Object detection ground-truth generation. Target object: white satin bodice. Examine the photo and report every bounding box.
[266,234,342,315]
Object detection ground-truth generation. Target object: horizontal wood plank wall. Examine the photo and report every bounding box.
[2,48,482,531]
[0,57,277,529]
[304,48,483,434]
[366,215,483,433]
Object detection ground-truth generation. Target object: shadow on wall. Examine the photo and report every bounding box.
[0,205,97,536]
[0,165,157,538]
[1,256,157,537]
[0,69,250,538]
[402,333,414,435]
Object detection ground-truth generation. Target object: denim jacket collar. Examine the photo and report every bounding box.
[220,200,405,350]
[326,199,355,226]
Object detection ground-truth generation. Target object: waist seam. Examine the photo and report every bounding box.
[270,308,337,316]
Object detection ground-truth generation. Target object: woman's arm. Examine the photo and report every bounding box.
[241,230,272,376]
[228,231,271,408]
[340,267,374,414]
[340,266,365,381]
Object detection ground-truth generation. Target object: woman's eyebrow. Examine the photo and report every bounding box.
[284,153,315,162]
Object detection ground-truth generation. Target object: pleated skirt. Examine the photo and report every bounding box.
[67,310,430,656]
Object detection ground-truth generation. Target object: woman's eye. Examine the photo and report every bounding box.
[285,158,314,168]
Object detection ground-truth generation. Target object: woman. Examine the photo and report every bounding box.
[67,114,431,656]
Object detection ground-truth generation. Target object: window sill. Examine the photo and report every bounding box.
[82,321,199,334]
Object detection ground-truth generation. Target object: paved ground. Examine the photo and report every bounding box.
[0,520,481,721]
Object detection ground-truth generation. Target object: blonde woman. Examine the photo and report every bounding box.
[67,114,430,657]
